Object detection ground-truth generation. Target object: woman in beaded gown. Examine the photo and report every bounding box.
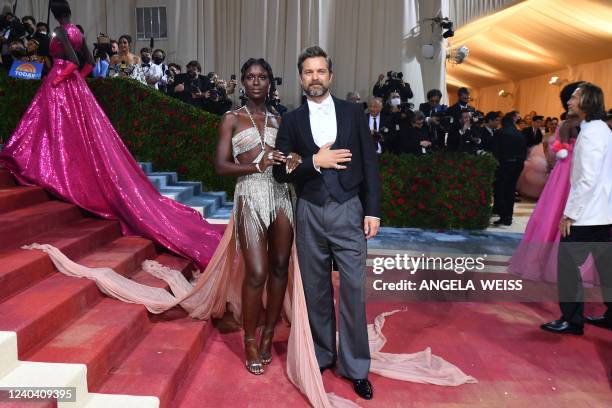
[214,58,297,375]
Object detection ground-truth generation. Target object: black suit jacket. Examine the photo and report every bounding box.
[419,102,433,117]
[273,96,381,218]
[493,126,527,162]
[522,127,543,149]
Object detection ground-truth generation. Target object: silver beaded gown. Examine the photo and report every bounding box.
[231,118,294,248]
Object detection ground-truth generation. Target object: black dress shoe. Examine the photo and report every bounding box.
[585,315,612,329]
[350,378,373,400]
[493,219,512,226]
[540,319,583,335]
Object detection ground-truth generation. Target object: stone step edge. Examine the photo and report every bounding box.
[0,331,158,408]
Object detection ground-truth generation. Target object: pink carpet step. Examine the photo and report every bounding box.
[0,168,15,188]
[0,201,85,249]
[94,316,212,408]
[0,185,50,214]
[0,237,156,358]
[23,253,192,391]
[0,218,121,302]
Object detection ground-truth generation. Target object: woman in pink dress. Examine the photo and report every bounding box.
[509,82,598,285]
[0,0,223,270]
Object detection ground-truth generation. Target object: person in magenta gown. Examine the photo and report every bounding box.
[509,81,598,286]
[0,0,222,270]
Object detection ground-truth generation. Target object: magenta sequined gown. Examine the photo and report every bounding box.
[0,23,222,269]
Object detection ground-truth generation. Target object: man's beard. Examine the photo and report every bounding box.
[304,82,328,97]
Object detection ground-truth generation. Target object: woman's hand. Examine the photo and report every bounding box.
[285,152,302,174]
[258,149,286,172]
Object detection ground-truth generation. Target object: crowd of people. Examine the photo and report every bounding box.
[0,8,238,115]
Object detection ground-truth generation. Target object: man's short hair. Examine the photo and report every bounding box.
[36,22,49,30]
[140,47,151,54]
[346,91,360,100]
[532,115,544,122]
[153,49,165,57]
[458,87,470,96]
[369,97,383,106]
[411,110,425,122]
[485,111,499,122]
[186,60,201,71]
[168,63,181,72]
[427,89,442,100]
[22,16,36,24]
[298,45,332,74]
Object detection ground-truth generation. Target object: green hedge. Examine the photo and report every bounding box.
[379,152,496,229]
[0,71,497,229]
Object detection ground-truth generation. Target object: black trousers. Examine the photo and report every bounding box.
[493,160,524,223]
[558,224,612,326]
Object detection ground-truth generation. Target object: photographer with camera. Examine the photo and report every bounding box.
[447,109,485,154]
[419,89,448,118]
[1,11,28,69]
[91,33,114,78]
[373,71,413,104]
[170,60,214,109]
[25,32,52,75]
[366,98,388,154]
[163,63,181,95]
[426,111,447,150]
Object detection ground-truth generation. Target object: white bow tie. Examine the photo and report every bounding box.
[311,99,333,115]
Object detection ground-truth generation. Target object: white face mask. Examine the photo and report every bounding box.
[390,97,401,106]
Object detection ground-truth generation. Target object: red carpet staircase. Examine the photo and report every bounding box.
[0,167,222,407]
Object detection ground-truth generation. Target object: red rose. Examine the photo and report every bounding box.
[417,203,425,210]
[397,198,406,205]
[393,190,401,197]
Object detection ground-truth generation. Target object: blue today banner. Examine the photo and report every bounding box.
[9,60,44,80]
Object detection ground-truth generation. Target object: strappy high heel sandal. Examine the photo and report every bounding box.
[259,328,274,365]
[244,336,264,375]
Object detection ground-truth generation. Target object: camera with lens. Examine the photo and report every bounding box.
[93,33,112,60]
[165,69,175,86]
[386,70,404,90]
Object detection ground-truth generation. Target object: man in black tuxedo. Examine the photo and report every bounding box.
[419,89,444,118]
[446,87,474,124]
[522,115,544,149]
[366,97,388,154]
[168,60,213,108]
[447,109,484,153]
[273,46,380,400]
[475,111,501,152]
[492,112,527,226]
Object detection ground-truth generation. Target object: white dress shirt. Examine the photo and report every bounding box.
[141,62,163,89]
[368,114,382,154]
[564,119,612,225]
[307,93,337,147]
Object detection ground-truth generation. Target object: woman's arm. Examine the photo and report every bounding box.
[54,27,79,65]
